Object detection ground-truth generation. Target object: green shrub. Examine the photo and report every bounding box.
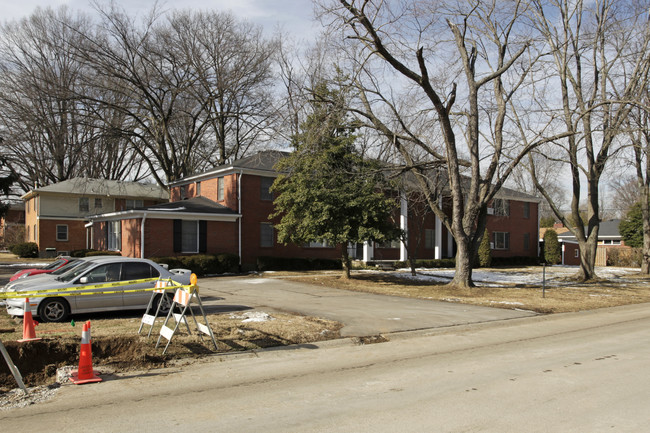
[477,228,492,268]
[606,248,642,268]
[543,229,561,264]
[10,242,38,258]
[151,254,240,276]
[256,256,342,271]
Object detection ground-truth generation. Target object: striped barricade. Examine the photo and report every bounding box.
[156,282,218,355]
[138,278,188,337]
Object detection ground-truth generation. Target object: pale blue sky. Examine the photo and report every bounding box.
[0,0,320,40]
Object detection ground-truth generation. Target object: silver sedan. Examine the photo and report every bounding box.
[4,256,191,322]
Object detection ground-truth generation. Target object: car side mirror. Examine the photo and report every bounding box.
[79,277,89,284]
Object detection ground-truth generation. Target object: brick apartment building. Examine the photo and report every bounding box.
[86,151,540,269]
[21,178,168,255]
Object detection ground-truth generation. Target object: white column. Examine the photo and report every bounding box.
[363,241,373,262]
[400,193,408,262]
[435,215,442,259]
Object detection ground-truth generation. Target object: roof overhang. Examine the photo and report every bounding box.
[87,209,241,223]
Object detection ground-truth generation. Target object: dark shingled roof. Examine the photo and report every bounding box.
[231,150,290,171]
[142,196,237,215]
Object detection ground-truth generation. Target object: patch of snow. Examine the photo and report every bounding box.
[230,311,274,323]
[488,301,524,306]
[245,279,269,285]
[390,265,641,287]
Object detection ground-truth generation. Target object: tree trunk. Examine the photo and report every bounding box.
[341,246,351,280]
[642,185,650,274]
[576,235,598,281]
[449,237,474,288]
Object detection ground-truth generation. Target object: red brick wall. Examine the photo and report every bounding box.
[486,200,538,258]
[38,219,87,253]
[170,175,239,210]
[562,242,581,265]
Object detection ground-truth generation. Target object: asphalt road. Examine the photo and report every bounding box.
[197,275,535,336]
[1,301,649,432]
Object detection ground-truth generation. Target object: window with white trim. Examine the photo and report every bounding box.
[493,232,510,250]
[108,221,121,251]
[56,225,68,241]
[217,177,224,201]
[493,199,510,216]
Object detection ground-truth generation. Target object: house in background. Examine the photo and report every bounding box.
[0,202,25,248]
[86,150,541,269]
[22,178,168,256]
[550,220,628,266]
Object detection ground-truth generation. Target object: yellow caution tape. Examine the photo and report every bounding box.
[0,278,198,300]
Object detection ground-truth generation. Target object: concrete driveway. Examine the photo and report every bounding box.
[197,275,536,337]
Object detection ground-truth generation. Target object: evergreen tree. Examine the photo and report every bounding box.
[477,228,492,268]
[540,216,555,228]
[619,202,643,248]
[0,149,18,219]
[271,84,399,279]
[543,229,562,265]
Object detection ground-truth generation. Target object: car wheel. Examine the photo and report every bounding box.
[38,297,70,323]
[153,293,173,315]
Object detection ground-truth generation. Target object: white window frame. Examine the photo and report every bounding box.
[108,221,121,251]
[493,199,510,217]
[217,177,224,201]
[56,224,68,242]
[493,232,510,250]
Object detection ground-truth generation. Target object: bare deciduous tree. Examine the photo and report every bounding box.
[0,7,147,191]
[526,0,650,280]
[318,0,566,288]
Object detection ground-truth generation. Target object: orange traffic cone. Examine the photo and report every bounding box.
[18,298,41,342]
[70,321,102,385]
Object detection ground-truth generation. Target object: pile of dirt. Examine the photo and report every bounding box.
[0,336,169,391]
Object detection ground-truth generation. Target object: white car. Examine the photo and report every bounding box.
[4,256,191,322]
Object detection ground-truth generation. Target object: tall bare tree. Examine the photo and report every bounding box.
[71,5,278,185]
[319,0,566,288]
[0,7,146,191]
[526,0,650,280]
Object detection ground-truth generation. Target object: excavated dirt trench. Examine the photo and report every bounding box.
[0,337,170,391]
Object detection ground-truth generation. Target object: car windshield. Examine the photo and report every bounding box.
[44,258,66,271]
[56,261,95,282]
[51,259,80,276]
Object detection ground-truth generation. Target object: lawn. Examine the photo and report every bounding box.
[284,265,650,314]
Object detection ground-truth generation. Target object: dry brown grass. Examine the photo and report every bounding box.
[0,309,342,389]
[285,268,650,314]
